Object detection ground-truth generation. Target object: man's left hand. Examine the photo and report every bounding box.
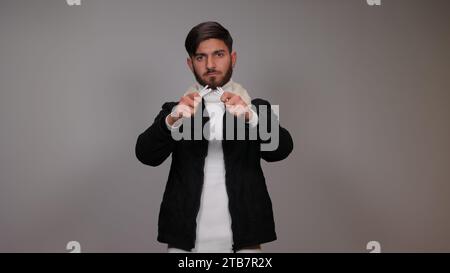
[220,91,253,121]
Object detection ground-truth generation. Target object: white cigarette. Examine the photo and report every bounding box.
[216,87,225,97]
[198,85,211,97]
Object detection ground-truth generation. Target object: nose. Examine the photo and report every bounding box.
[206,56,216,70]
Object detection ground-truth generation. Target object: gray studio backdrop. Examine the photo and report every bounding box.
[1,0,449,252]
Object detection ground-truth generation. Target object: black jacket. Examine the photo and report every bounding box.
[135,98,293,251]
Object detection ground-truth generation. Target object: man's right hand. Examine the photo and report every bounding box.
[166,92,201,126]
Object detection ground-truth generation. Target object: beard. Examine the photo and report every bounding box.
[193,63,233,89]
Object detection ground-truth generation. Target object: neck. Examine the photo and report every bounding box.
[197,79,233,91]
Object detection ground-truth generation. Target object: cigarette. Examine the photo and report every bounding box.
[198,85,211,97]
[216,87,225,97]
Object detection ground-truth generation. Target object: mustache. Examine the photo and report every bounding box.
[205,69,221,75]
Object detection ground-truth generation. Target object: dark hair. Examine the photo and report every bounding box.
[185,21,233,57]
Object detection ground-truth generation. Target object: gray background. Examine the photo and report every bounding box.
[1,0,449,252]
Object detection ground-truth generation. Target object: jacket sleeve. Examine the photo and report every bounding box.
[252,98,294,162]
[135,101,178,166]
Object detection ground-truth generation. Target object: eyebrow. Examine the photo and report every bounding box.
[194,49,226,57]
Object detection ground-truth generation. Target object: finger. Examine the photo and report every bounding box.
[228,104,249,118]
[180,107,194,118]
[188,93,202,107]
[187,92,201,100]
[235,105,248,117]
[225,95,242,106]
[225,104,238,115]
[177,104,194,117]
[193,95,202,106]
[180,96,195,108]
[228,104,246,116]
[220,91,234,103]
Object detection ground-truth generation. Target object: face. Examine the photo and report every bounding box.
[187,38,236,89]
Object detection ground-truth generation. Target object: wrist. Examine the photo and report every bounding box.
[166,114,180,126]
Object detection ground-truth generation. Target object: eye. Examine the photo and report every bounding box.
[216,52,225,57]
[195,56,204,61]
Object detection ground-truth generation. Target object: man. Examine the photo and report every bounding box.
[135,22,293,253]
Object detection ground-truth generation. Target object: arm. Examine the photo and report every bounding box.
[252,98,294,162]
[135,102,178,166]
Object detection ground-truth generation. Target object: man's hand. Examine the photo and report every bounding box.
[167,93,201,126]
[220,91,253,121]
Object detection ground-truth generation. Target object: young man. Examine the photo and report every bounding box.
[135,22,293,253]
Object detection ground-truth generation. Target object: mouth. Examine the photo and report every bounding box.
[206,72,220,76]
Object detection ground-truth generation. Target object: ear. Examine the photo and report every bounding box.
[187,57,194,72]
[231,51,237,68]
